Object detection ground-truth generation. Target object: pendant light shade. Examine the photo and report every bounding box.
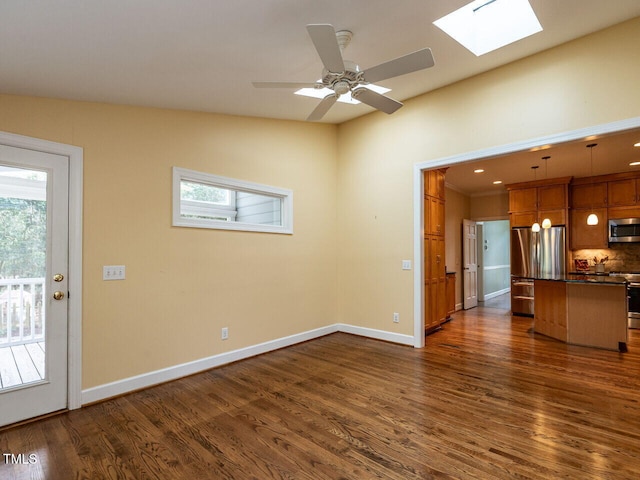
[541,218,552,229]
[532,222,541,232]
[586,143,598,226]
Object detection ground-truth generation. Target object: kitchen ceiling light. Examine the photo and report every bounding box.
[635,142,640,147]
[586,143,599,226]
[474,168,485,173]
[630,161,640,166]
[532,222,541,232]
[493,180,502,184]
[433,0,542,56]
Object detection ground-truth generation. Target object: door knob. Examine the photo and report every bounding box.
[53,273,64,282]
[53,291,65,300]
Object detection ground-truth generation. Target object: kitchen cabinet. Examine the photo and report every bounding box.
[570,208,608,249]
[424,168,448,334]
[538,184,568,210]
[446,272,456,318]
[607,178,640,206]
[509,187,537,213]
[571,182,607,209]
[506,178,571,229]
[426,197,445,236]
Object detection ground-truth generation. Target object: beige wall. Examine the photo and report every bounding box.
[336,17,640,335]
[1,17,639,392]
[470,193,509,221]
[0,96,338,388]
[444,188,470,308]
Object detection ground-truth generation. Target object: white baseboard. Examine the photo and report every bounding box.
[81,324,414,405]
[483,287,511,301]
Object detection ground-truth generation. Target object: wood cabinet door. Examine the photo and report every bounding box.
[570,208,608,249]
[446,274,456,316]
[428,197,444,236]
[509,187,537,213]
[571,183,607,209]
[537,184,566,210]
[538,209,566,226]
[607,178,637,206]
[427,169,446,200]
[510,211,537,228]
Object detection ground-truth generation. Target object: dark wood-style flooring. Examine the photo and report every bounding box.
[2,305,640,479]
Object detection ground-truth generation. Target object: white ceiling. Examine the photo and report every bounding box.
[1,0,640,125]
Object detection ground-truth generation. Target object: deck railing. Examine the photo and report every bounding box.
[0,278,45,347]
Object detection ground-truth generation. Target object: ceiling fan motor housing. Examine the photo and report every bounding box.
[322,60,363,94]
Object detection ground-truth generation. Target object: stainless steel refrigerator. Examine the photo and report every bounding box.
[510,226,566,316]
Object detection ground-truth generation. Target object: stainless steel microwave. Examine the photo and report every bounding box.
[609,218,640,243]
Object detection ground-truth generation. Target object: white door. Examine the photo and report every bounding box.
[463,219,478,309]
[0,144,69,427]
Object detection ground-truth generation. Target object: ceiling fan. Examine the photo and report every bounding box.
[252,24,435,121]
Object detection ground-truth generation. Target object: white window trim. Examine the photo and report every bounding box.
[172,167,293,234]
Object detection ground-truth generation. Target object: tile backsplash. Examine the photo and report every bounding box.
[572,244,640,272]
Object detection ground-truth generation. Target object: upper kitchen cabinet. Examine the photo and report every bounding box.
[607,178,640,207]
[509,187,537,213]
[571,182,608,209]
[506,178,571,228]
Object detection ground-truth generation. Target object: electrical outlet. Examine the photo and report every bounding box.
[103,265,125,280]
[221,327,229,340]
[393,312,400,323]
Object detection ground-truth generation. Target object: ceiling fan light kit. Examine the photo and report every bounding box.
[253,24,435,121]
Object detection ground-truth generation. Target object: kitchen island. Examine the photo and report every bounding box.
[532,275,628,351]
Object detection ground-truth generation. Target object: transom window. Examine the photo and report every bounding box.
[172,167,293,234]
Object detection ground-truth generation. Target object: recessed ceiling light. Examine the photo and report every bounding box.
[474,168,485,173]
[630,161,640,166]
[493,180,503,184]
[295,83,390,105]
[433,0,542,56]
[635,142,640,147]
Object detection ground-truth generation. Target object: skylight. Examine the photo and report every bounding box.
[295,83,390,105]
[433,0,542,56]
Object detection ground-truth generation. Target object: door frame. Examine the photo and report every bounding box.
[412,115,640,348]
[0,130,83,411]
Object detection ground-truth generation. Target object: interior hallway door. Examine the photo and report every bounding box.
[463,219,478,309]
[0,144,69,427]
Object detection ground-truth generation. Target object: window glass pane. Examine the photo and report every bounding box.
[180,180,230,206]
[173,167,293,234]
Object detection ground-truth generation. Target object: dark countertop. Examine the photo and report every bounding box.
[513,274,628,285]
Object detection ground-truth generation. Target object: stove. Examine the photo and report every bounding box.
[609,272,640,328]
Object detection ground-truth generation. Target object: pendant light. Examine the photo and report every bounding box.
[531,165,541,232]
[541,156,552,229]
[586,143,599,226]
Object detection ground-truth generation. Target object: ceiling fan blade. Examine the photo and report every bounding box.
[306,94,337,122]
[306,24,345,73]
[352,88,403,115]
[252,81,321,89]
[363,48,435,84]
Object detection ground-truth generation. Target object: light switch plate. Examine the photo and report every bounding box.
[103,265,126,280]
[402,260,412,270]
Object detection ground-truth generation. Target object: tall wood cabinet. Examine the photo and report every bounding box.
[424,169,447,334]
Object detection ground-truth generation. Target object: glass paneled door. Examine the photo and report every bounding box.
[0,144,68,427]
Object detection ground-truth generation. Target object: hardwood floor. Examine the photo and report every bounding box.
[2,307,640,479]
